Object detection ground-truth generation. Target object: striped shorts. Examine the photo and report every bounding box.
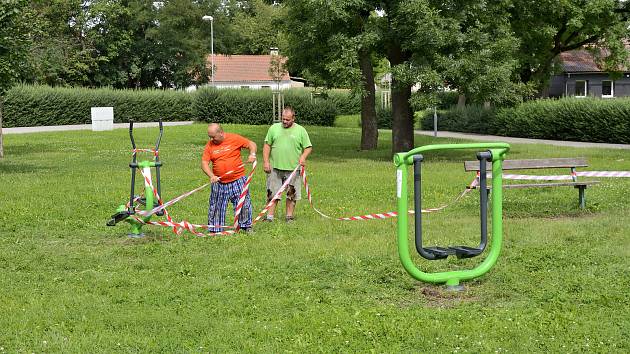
[207,176,252,232]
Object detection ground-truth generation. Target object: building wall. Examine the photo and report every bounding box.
[186,80,304,92]
[550,73,630,98]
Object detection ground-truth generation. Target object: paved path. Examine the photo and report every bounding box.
[3,121,194,134]
[415,130,630,150]
[3,123,629,150]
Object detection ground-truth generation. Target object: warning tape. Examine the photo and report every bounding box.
[252,165,301,223]
[137,162,252,218]
[486,171,630,181]
[231,160,258,230]
[131,162,295,237]
[132,148,159,156]
[132,158,255,236]
[138,167,179,234]
[300,166,480,221]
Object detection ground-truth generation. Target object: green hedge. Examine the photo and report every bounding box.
[419,98,630,144]
[3,85,345,127]
[494,98,630,143]
[3,85,194,127]
[420,105,496,134]
[194,88,337,126]
[327,90,361,115]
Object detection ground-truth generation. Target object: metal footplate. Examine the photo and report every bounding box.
[414,151,492,260]
[107,211,131,226]
[423,246,483,259]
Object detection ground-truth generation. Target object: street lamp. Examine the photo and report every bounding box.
[202,15,214,85]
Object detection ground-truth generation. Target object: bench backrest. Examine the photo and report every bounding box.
[464,157,588,172]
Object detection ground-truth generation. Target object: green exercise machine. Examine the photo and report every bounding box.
[107,120,165,237]
[393,143,510,289]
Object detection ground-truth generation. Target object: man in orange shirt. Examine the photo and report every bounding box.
[201,123,257,233]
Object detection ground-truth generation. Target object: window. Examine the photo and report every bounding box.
[261,86,271,89]
[602,80,614,98]
[575,80,587,97]
[240,86,250,89]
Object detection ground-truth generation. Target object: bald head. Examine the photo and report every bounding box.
[207,123,225,144]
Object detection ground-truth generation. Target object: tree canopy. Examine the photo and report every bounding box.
[4,0,630,155]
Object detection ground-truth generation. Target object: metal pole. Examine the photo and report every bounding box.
[211,18,214,85]
[433,107,438,137]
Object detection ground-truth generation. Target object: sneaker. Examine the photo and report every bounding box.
[264,215,274,222]
[241,227,254,234]
[285,216,295,223]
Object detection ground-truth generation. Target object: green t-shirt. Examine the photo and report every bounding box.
[264,123,312,170]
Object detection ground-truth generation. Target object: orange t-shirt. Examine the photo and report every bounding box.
[202,133,250,183]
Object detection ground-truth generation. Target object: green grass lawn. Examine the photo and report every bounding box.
[334,114,360,128]
[1,123,629,352]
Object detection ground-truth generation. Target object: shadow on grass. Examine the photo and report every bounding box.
[4,142,57,156]
[0,161,43,174]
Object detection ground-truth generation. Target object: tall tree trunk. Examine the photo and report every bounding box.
[0,96,4,158]
[358,49,378,150]
[390,81,413,153]
[457,94,466,107]
[388,43,414,153]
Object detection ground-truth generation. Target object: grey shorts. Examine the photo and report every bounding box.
[266,168,302,201]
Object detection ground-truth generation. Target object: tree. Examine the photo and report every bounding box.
[0,0,30,158]
[285,0,379,150]
[510,0,630,91]
[24,0,220,89]
[378,0,446,152]
[432,1,533,106]
[231,0,287,55]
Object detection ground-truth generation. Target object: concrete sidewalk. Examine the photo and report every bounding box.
[415,130,630,150]
[3,122,629,150]
[3,121,194,134]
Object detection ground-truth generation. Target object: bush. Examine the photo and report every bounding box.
[4,85,341,127]
[376,108,392,129]
[194,88,336,126]
[3,84,193,127]
[327,89,361,115]
[410,90,460,111]
[494,97,630,143]
[420,105,496,134]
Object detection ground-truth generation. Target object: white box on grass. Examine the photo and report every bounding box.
[91,107,114,131]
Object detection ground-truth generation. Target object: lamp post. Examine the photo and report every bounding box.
[202,15,214,85]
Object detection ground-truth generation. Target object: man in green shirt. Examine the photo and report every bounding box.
[263,106,313,222]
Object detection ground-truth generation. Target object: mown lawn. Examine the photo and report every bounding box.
[0,123,628,352]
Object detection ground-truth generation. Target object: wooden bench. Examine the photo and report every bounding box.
[464,157,600,209]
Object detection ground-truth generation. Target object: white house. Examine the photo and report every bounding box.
[198,53,304,90]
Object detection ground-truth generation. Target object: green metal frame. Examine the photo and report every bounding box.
[108,120,164,237]
[393,143,510,287]
[116,160,159,237]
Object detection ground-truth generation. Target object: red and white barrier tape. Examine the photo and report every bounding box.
[132,148,159,156]
[299,166,480,221]
[134,162,293,237]
[485,171,630,181]
[139,167,179,234]
[231,160,257,230]
[137,163,251,218]
[251,165,301,223]
[132,161,258,237]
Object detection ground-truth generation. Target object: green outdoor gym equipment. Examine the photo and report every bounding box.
[393,143,510,288]
[106,120,164,237]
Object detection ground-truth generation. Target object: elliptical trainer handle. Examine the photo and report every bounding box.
[129,120,137,150]
[154,119,163,151]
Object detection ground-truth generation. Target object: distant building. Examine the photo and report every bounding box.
[548,48,630,98]
[197,53,304,90]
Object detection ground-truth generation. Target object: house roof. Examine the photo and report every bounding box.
[559,43,630,73]
[209,54,291,82]
[559,49,603,72]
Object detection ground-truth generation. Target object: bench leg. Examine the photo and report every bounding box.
[577,186,586,209]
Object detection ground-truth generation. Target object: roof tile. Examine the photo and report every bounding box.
[208,54,290,82]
